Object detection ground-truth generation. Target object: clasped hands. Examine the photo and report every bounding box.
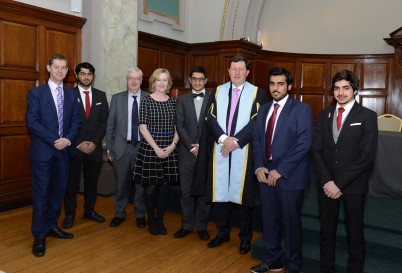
[323,181,342,199]
[77,141,96,154]
[54,138,70,150]
[220,137,239,157]
[256,168,281,186]
[155,144,175,159]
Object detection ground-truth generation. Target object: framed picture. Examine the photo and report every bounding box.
[139,0,184,31]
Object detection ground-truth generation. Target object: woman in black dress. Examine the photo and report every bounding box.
[133,68,179,235]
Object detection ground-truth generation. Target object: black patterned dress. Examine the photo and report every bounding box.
[133,96,179,186]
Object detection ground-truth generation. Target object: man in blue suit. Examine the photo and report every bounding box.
[251,67,313,273]
[26,54,81,257]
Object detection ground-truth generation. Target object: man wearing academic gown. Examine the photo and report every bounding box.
[205,55,267,255]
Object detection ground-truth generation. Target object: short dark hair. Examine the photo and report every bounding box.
[268,67,293,85]
[230,55,250,70]
[75,62,96,75]
[48,54,67,66]
[190,66,207,78]
[332,70,360,91]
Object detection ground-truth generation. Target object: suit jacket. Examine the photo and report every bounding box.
[176,92,210,181]
[253,97,313,190]
[106,90,149,160]
[312,101,378,194]
[74,87,109,150]
[26,82,81,160]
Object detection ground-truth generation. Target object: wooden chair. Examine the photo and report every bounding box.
[377,114,402,132]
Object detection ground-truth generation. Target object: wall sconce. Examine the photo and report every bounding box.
[71,0,82,13]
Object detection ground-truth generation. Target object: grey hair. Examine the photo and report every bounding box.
[127,67,143,77]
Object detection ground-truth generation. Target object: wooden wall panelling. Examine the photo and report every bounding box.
[189,52,220,89]
[0,0,85,210]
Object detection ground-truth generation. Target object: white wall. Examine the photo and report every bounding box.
[14,0,82,17]
[260,0,402,54]
[138,0,225,43]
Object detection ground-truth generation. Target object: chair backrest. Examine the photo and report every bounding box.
[377,114,402,132]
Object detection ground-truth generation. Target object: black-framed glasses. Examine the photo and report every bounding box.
[190,77,206,82]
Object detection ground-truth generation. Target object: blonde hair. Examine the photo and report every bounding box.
[149,68,173,93]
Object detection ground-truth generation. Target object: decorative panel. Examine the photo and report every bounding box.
[163,51,186,86]
[46,29,76,69]
[0,80,35,124]
[138,47,159,85]
[0,21,37,71]
[359,96,386,115]
[0,135,30,181]
[253,60,270,91]
[361,63,389,90]
[301,63,325,89]
[191,54,219,88]
[330,63,357,78]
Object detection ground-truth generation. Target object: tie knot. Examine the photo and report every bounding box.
[56,86,62,92]
[338,107,345,114]
[233,88,240,93]
[133,95,137,101]
[273,103,280,111]
[83,91,89,95]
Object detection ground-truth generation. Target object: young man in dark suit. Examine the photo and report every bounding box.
[106,67,149,228]
[251,67,313,273]
[26,54,81,257]
[62,62,109,228]
[312,70,378,273]
[173,66,211,241]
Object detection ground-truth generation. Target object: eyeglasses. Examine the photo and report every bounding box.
[190,77,206,82]
[128,77,142,82]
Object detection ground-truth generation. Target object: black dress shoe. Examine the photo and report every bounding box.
[32,238,46,257]
[198,230,210,241]
[136,217,146,228]
[239,240,251,254]
[173,228,192,238]
[47,227,73,239]
[207,234,230,248]
[110,217,125,227]
[84,211,105,222]
[62,215,75,229]
[250,260,283,273]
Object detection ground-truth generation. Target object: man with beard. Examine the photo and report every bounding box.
[62,62,109,228]
[250,67,313,273]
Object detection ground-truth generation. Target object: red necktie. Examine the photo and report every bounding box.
[265,103,280,160]
[337,107,345,130]
[83,91,90,119]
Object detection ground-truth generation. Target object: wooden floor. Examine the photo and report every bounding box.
[0,194,285,273]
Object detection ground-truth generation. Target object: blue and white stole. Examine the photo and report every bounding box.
[212,81,258,205]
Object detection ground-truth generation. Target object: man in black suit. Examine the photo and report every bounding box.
[173,66,211,241]
[205,55,267,255]
[312,70,378,273]
[62,62,109,228]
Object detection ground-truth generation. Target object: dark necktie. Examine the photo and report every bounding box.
[56,86,63,137]
[193,92,204,98]
[337,107,345,130]
[131,95,139,146]
[265,103,280,160]
[83,91,90,119]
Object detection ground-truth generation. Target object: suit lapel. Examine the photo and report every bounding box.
[74,87,86,118]
[44,83,58,117]
[200,92,210,123]
[337,102,360,142]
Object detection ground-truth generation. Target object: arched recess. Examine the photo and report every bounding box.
[221,0,264,43]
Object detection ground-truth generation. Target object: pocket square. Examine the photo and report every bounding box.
[96,102,102,105]
[350,123,361,126]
